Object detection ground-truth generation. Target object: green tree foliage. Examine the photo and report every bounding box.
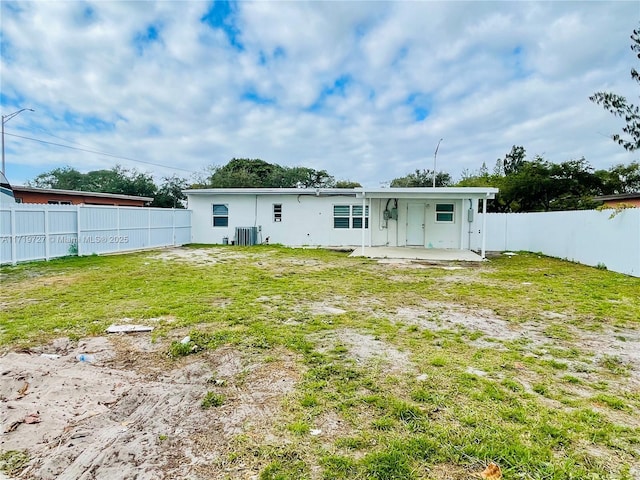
[203,158,336,188]
[456,146,640,212]
[335,180,362,188]
[281,166,336,188]
[151,175,188,208]
[206,158,279,187]
[502,145,527,175]
[30,165,188,207]
[390,169,452,187]
[595,161,640,194]
[31,166,86,191]
[589,25,640,151]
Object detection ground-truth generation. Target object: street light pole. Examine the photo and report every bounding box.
[2,108,34,176]
[432,138,443,188]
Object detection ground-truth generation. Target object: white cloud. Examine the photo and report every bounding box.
[1,0,638,187]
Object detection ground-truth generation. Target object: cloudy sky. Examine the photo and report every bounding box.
[1,1,639,187]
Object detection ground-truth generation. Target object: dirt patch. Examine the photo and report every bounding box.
[148,247,264,265]
[395,304,525,342]
[393,303,640,388]
[0,336,300,479]
[307,302,347,316]
[312,328,414,373]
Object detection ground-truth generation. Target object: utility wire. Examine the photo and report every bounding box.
[4,131,197,174]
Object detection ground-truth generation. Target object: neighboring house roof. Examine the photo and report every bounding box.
[184,187,499,199]
[13,185,153,202]
[594,192,640,202]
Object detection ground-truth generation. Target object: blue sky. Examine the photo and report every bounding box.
[1,1,638,187]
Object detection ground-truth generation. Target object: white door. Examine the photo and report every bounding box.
[406,204,425,246]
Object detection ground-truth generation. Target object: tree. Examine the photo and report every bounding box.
[151,175,189,208]
[335,180,362,188]
[31,166,86,190]
[282,166,335,188]
[31,165,157,197]
[502,145,527,175]
[390,169,452,187]
[206,158,281,188]
[589,25,640,151]
[202,159,336,188]
[456,147,608,212]
[595,161,640,194]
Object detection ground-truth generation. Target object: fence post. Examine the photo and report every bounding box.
[44,205,50,261]
[172,209,176,246]
[117,206,121,252]
[10,207,16,265]
[76,205,82,256]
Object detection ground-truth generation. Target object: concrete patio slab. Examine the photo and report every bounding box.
[349,246,484,262]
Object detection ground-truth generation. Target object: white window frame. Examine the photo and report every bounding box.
[435,203,455,223]
[212,204,229,227]
[333,205,369,229]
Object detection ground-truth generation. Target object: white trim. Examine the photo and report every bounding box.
[434,203,455,223]
[212,203,229,227]
[184,187,498,199]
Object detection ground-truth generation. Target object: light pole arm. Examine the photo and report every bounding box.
[432,138,443,188]
[1,108,34,175]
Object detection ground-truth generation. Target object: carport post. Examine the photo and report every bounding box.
[361,193,366,255]
[481,194,488,258]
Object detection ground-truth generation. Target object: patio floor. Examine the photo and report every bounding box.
[349,246,485,262]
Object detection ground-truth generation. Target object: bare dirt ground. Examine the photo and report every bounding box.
[1,335,300,480]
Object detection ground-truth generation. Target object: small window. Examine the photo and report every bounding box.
[273,204,282,222]
[435,203,454,223]
[60,201,72,205]
[15,197,23,203]
[48,200,60,205]
[212,204,229,227]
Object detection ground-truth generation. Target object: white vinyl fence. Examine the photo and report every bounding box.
[470,208,640,277]
[1,204,191,265]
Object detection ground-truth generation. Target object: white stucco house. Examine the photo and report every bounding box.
[184,187,498,257]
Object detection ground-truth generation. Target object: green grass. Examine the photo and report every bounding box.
[0,450,29,476]
[1,246,639,479]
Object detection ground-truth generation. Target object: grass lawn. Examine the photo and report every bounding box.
[1,245,639,479]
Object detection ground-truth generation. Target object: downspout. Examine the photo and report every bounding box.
[481,194,488,259]
[254,195,258,227]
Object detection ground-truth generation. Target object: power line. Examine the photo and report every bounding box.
[4,131,197,173]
